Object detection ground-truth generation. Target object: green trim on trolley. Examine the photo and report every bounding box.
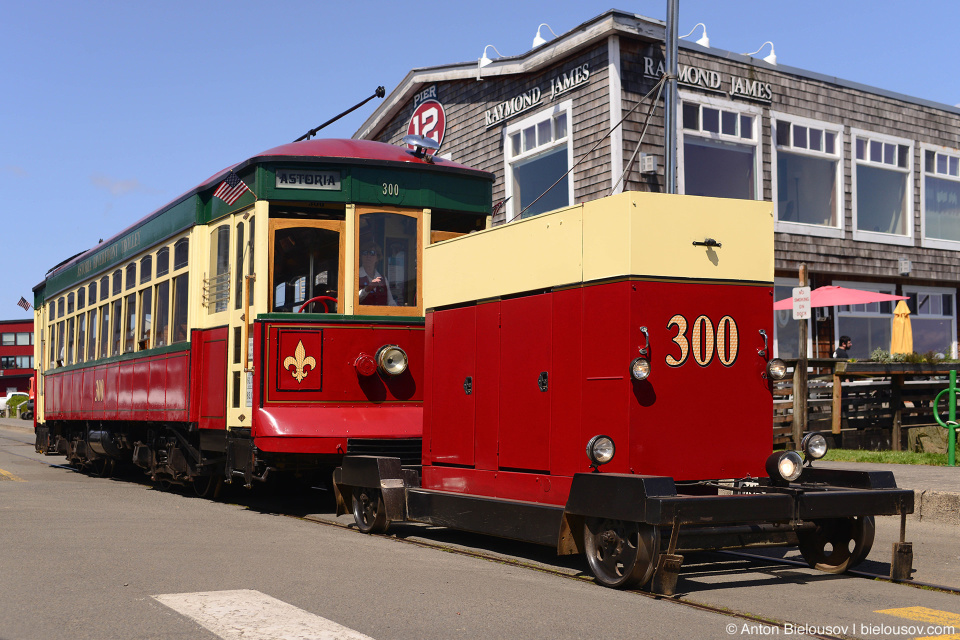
[37,155,491,302]
[256,313,425,326]
[43,342,192,375]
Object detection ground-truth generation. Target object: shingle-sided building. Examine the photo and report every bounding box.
[355,9,960,361]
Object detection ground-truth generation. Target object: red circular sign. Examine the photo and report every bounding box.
[406,99,446,154]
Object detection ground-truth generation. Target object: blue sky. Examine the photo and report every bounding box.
[2,0,957,321]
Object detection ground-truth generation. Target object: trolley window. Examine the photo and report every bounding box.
[140,255,152,284]
[138,288,152,350]
[270,219,343,313]
[99,304,110,359]
[154,280,169,348]
[86,308,97,361]
[355,207,421,315]
[174,238,189,270]
[172,273,188,343]
[157,247,170,277]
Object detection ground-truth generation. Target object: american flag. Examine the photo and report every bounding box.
[213,172,250,205]
[17,297,31,311]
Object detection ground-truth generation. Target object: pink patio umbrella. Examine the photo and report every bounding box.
[773,285,907,310]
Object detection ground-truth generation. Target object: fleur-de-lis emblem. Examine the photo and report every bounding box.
[283,340,316,383]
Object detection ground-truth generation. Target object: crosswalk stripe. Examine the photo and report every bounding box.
[876,606,960,640]
[153,589,375,640]
[0,468,25,482]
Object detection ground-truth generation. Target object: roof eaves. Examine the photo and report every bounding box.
[354,9,664,140]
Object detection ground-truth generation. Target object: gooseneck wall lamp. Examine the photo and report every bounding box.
[532,23,558,48]
[679,23,710,48]
[477,44,504,81]
[743,41,777,65]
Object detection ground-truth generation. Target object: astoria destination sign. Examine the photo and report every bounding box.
[275,169,341,190]
[643,56,773,103]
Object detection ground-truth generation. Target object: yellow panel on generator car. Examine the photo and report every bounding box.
[424,192,774,310]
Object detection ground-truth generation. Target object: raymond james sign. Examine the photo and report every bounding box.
[484,63,591,128]
[643,56,773,103]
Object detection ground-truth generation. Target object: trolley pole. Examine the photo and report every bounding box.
[664,0,678,194]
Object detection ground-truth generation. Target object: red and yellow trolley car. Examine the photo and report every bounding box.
[334,191,915,591]
[33,138,492,492]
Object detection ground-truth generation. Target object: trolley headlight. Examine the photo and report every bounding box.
[376,345,408,376]
[801,432,829,460]
[586,435,616,467]
[766,358,788,380]
[629,357,651,381]
[765,450,804,484]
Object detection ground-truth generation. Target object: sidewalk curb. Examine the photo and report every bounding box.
[913,489,960,526]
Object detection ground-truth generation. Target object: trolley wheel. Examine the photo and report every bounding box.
[797,515,875,574]
[584,517,659,589]
[352,486,389,534]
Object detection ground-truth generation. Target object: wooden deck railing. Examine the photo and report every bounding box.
[773,359,958,449]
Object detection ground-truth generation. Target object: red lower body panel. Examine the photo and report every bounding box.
[254,405,421,453]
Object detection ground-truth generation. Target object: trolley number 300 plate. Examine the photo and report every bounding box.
[666,314,739,368]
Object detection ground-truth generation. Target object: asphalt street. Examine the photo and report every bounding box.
[1,420,958,640]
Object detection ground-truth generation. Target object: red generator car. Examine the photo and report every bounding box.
[335,191,914,591]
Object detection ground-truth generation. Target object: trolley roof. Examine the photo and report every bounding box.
[36,139,493,302]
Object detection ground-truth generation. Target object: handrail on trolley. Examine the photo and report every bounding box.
[243,273,256,373]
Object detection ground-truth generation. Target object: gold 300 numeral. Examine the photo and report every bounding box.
[665,314,739,368]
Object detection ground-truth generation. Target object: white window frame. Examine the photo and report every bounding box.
[903,283,957,357]
[770,113,844,238]
[832,279,897,354]
[503,100,574,222]
[919,142,960,251]
[677,92,763,200]
[773,276,812,358]
[850,128,914,246]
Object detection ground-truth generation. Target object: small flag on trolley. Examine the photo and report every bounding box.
[213,171,252,205]
[17,297,31,311]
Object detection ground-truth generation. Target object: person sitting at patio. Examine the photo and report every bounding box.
[833,336,852,359]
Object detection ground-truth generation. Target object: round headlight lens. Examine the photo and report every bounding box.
[765,450,803,483]
[376,345,408,376]
[801,432,829,460]
[629,357,650,381]
[766,358,788,380]
[586,435,616,466]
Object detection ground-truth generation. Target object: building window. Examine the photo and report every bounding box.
[905,286,956,357]
[773,279,810,358]
[852,129,913,244]
[772,116,842,236]
[504,101,572,220]
[833,281,897,359]
[1,334,13,346]
[15,332,31,346]
[921,144,960,249]
[680,95,760,200]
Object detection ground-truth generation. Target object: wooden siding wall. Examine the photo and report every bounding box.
[373,44,612,224]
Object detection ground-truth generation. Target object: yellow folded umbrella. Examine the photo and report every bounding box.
[891,300,913,354]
